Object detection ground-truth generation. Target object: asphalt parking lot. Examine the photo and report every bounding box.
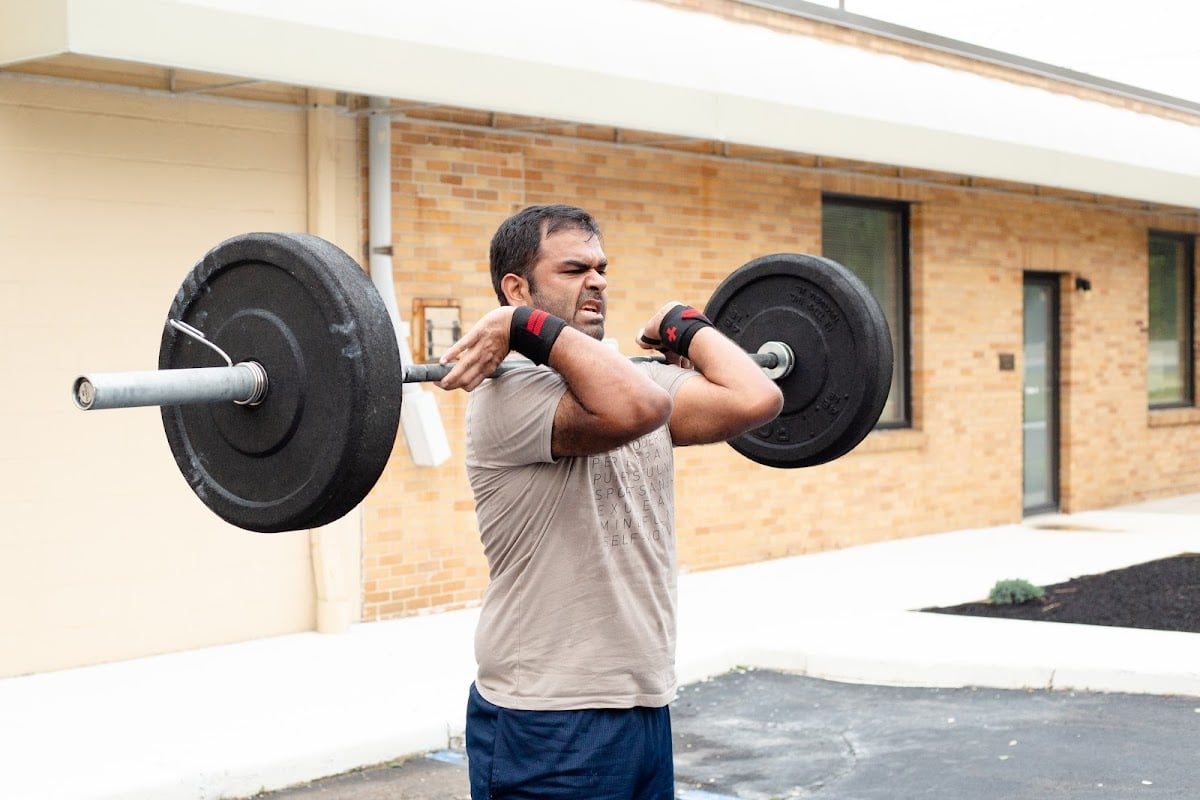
[250,669,1200,800]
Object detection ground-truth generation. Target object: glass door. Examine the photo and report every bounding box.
[1023,274,1060,514]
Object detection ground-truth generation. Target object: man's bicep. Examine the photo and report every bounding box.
[550,391,629,458]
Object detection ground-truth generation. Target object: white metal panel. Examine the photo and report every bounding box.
[3,0,1199,206]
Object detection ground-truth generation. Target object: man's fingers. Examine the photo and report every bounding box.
[439,335,473,367]
[635,333,663,351]
[436,344,507,392]
[437,354,480,391]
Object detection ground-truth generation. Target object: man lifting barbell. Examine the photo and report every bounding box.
[434,204,783,799]
[71,209,893,797]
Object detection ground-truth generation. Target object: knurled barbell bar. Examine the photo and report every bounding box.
[72,232,892,533]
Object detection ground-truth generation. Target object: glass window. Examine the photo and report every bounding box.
[822,197,908,426]
[1148,232,1195,407]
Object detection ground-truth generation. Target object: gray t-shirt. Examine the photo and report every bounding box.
[465,360,694,710]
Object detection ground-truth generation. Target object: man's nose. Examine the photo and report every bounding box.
[585,269,607,290]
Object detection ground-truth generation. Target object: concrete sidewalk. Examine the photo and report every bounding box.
[2,495,1197,800]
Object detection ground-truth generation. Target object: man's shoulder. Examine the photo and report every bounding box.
[467,364,565,424]
[476,363,562,398]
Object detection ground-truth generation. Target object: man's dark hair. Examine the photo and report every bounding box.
[489,204,601,305]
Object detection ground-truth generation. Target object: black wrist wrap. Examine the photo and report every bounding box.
[658,304,713,358]
[509,306,568,365]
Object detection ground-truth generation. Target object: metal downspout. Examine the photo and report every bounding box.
[368,97,450,467]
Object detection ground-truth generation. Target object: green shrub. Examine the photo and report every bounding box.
[988,578,1045,605]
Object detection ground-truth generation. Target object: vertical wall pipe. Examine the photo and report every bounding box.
[368,97,450,466]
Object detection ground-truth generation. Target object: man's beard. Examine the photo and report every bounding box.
[530,287,605,340]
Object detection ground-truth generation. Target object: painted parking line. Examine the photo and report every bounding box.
[426,750,467,766]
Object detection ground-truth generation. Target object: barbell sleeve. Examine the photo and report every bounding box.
[72,342,793,411]
[72,363,268,411]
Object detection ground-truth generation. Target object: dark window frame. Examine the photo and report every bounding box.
[1148,230,1196,409]
[821,194,912,429]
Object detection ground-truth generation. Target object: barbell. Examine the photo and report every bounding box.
[72,232,893,532]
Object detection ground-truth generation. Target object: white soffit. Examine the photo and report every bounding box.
[3,0,1198,208]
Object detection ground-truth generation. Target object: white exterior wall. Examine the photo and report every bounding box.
[3,0,1198,208]
[0,73,363,676]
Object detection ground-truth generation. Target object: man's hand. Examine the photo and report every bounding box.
[635,301,693,369]
[635,301,681,349]
[436,306,518,392]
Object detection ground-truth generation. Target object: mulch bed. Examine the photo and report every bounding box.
[923,553,1200,633]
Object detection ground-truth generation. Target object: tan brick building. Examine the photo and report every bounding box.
[2,0,1197,677]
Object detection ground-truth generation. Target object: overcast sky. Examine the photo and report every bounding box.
[810,0,1200,104]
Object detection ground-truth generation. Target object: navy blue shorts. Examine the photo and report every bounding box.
[465,683,674,799]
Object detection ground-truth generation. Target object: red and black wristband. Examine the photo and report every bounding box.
[509,306,568,365]
[658,304,713,359]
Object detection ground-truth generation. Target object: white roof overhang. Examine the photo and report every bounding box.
[3,0,1198,208]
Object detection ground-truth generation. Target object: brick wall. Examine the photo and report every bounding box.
[359,116,1200,622]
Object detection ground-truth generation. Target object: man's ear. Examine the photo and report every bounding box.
[501,273,531,306]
